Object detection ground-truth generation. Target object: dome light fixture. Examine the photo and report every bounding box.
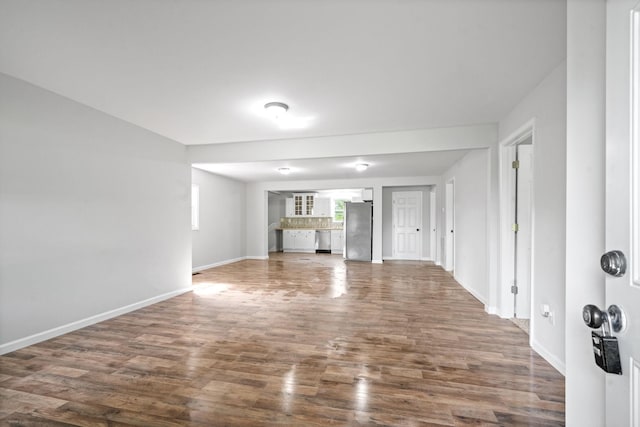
[355,163,369,172]
[264,102,289,119]
[277,167,291,175]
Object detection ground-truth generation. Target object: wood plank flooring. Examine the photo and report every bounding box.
[0,254,564,426]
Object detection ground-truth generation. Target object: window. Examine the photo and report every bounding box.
[334,199,346,222]
[191,184,199,230]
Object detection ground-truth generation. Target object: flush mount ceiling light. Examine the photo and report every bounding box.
[277,167,291,175]
[355,163,369,172]
[264,102,289,119]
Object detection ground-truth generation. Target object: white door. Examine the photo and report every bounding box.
[605,2,640,425]
[445,180,455,271]
[392,191,422,260]
[515,144,533,319]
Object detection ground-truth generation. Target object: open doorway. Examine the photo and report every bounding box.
[430,189,437,264]
[500,125,535,335]
[267,191,287,252]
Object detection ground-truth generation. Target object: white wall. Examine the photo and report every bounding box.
[442,149,489,304]
[191,168,246,271]
[0,73,191,353]
[382,186,432,260]
[565,0,606,424]
[498,61,567,374]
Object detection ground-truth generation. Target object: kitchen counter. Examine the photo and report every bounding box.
[279,228,344,254]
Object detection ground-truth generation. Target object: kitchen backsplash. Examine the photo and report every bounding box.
[280,217,343,229]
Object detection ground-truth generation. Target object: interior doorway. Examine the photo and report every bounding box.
[500,124,535,333]
[445,179,455,272]
[429,189,437,262]
[513,141,533,320]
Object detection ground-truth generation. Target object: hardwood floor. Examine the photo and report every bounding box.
[0,254,564,426]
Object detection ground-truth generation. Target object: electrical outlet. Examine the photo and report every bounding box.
[540,304,551,317]
[540,304,555,325]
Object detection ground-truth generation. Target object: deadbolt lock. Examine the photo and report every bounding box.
[600,250,626,277]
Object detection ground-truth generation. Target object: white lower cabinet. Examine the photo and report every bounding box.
[330,230,343,254]
[283,230,316,253]
[283,229,295,250]
[298,230,316,251]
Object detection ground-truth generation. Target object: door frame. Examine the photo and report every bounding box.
[498,119,536,323]
[430,188,437,262]
[444,179,455,272]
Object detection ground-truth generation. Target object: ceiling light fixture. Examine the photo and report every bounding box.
[355,163,369,172]
[264,102,289,119]
[277,167,291,175]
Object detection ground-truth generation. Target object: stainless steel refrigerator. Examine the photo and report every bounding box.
[344,201,372,261]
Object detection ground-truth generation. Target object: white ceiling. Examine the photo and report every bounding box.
[194,149,471,182]
[0,0,566,147]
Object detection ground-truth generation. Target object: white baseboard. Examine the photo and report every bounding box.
[485,305,499,315]
[246,255,269,260]
[372,259,383,264]
[496,307,514,319]
[382,257,432,262]
[0,287,192,355]
[486,307,565,376]
[531,336,566,376]
[192,256,246,273]
[458,282,487,306]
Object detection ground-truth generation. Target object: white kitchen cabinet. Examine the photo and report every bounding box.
[313,197,331,217]
[331,229,344,254]
[297,230,316,251]
[285,198,294,217]
[283,229,295,250]
[283,229,316,253]
[291,193,316,216]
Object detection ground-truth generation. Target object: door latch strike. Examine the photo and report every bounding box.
[512,223,519,232]
[511,285,518,295]
[512,160,520,169]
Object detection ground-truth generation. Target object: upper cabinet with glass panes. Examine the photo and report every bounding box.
[287,193,318,217]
